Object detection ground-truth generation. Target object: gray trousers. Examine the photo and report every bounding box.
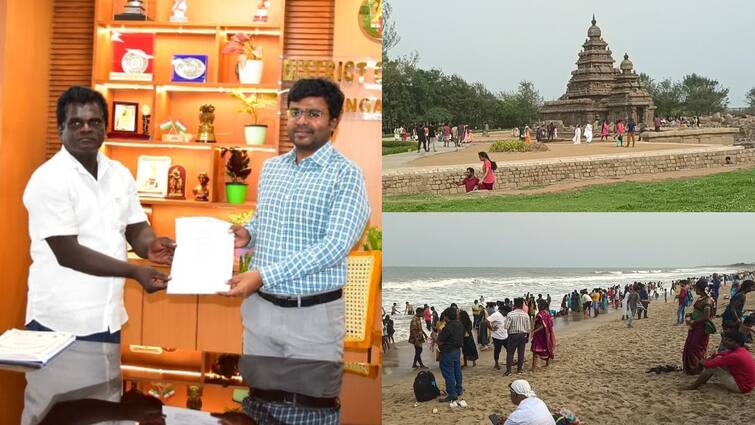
[242,292,345,362]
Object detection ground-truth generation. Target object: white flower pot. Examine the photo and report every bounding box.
[238,58,263,84]
[244,125,267,145]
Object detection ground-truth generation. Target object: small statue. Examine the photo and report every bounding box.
[166,165,186,199]
[193,172,210,201]
[186,385,203,410]
[197,104,216,143]
[170,0,188,23]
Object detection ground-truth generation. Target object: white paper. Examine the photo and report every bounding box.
[168,217,234,294]
[163,405,220,425]
[0,329,75,365]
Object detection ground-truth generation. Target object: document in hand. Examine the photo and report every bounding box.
[0,328,75,367]
[168,217,235,295]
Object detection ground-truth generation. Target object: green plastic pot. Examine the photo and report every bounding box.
[225,183,248,204]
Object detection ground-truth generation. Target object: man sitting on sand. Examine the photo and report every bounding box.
[494,379,556,425]
[683,331,755,394]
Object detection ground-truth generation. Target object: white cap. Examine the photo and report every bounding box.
[509,380,536,398]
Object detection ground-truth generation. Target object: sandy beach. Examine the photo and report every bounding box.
[382,295,754,424]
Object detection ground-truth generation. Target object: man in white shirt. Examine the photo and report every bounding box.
[502,380,556,425]
[23,86,175,343]
[487,301,509,370]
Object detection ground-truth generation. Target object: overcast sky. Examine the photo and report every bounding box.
[386,0,754,107]
[384,213,755,268]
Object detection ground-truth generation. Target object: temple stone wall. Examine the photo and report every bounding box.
[640,128,739,145]
[383,146,755,196]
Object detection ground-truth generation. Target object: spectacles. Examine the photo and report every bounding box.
[66,118,105,130]
[287,108,324,120]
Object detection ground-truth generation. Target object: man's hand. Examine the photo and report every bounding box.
[218,269,262,297]
[229,224,251,248]
[147,237,176,265]
[133,266,171,293]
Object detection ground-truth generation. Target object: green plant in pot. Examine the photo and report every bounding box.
[221,147,252,204]
[230,89,277,145]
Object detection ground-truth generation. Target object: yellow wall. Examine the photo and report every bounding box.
[332,0,382,227]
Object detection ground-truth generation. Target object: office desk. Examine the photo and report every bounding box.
[0,341,380,425]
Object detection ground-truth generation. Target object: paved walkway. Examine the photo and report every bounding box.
[381,142,473,169]
[383,143,735,174]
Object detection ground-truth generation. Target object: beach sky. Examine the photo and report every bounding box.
[386,0,755,107]
[384,213,755,268]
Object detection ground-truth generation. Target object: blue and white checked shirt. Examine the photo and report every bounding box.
[245,142,370,295]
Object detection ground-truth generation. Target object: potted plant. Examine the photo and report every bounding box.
[220,147,252,204]
[222,33,263,84]
[230,89,277,145]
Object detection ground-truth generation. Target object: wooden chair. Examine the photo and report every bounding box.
[343,251,381,363]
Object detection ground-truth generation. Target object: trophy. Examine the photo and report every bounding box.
[197,104,216,143]
[115,0,149,21]
[170,0,188,23]
[166,165,186,199]
[141,104,151,137]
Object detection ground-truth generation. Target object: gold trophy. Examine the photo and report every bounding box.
[197,104,216,143]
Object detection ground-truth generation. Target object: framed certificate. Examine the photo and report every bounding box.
[112,101,139,133]
[136,155,171,198]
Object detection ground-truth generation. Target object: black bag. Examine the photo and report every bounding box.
[413,370,440,402]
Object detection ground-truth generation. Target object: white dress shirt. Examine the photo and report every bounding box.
[23,146,146,336]
[504,397,556,425]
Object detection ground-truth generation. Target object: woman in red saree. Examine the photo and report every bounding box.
[683,278,714,374]
[531,299,556,370]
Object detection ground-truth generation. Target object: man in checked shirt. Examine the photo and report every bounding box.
[219,78,370,422]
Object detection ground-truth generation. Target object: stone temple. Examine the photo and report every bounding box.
[541,15,655,126]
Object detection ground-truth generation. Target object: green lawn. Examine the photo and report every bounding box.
[382,140,415,156]
[383,167,755,212]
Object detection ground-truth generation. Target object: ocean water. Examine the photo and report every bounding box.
[382,265,748,341]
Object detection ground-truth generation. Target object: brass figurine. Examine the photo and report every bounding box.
[193,172,210,201]
[197,104,216,143]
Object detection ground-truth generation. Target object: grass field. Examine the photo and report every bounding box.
[383,167,755,212]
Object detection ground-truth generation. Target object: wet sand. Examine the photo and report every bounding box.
[382,296,755,424]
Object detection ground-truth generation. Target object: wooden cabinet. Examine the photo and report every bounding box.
[95,0,287,354]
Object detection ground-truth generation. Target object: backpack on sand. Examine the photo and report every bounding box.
[413,370,440,402]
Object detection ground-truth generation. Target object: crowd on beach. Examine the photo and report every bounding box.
[382,271,755,424]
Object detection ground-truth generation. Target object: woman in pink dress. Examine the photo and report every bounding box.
[616,120,625,147]
[601,119,610,141]
[478,152,497,190]
[531,299,556,370]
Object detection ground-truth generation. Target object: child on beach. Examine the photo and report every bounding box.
[458,167,480,192]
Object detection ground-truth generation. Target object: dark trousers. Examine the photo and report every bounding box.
[439,350,463,399]
[412,344,424,367]
[492,337,507,364]
[26,320,121,343]
[506,333,527,373]
[425,320,432,331]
